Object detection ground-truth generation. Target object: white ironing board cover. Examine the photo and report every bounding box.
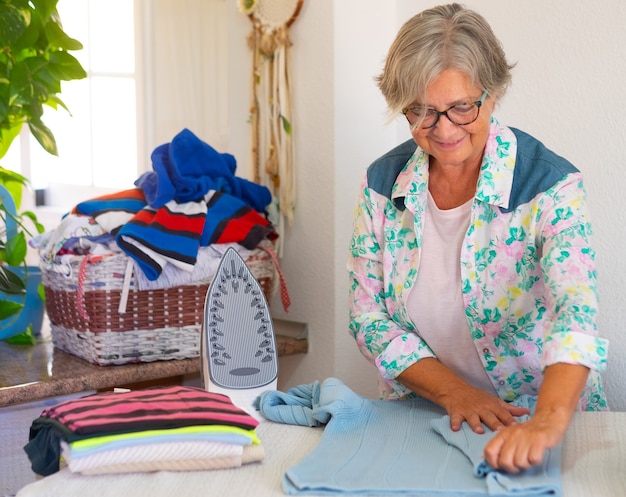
[15,413,626,497]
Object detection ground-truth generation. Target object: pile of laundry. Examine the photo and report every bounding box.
[34,128,278,284]
[24,386,264,476]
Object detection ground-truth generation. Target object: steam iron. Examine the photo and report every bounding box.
[201,247,278,421]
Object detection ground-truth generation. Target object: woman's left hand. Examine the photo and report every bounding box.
[482,410,568,473]
[484,363,590,473]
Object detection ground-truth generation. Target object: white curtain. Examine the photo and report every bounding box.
[140,0,229,165]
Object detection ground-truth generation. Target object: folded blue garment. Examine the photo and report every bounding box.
[256,378,562,496]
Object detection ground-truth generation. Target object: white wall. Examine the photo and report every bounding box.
[224,1,626,409]
[227,0,338,389]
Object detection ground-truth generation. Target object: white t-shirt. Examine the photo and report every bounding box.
[407,192,497,395]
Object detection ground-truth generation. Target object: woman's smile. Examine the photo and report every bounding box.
[432,135,466,150]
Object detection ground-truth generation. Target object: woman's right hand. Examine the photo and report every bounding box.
[397,358,530,433]
[441,384,529,433]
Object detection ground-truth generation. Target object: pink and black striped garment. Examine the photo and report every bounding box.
[38,385,259,435]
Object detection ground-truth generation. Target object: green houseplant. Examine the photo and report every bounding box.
[0,0,86,340]
[0,175,44,341]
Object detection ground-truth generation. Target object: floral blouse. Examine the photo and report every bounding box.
[347,119,608,410]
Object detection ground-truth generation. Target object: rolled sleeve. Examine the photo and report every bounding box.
[542,330,608,372]
[376,331,434,380]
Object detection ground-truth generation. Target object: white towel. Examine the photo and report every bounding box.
[61,439,265,475]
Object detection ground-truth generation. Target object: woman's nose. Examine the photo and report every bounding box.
[431,112,459,134]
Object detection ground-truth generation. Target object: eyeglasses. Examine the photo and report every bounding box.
[402,90,488,130]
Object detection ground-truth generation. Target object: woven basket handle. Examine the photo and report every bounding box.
[259,244,291,313]
[76,254,107,322]
[76,255,92,321]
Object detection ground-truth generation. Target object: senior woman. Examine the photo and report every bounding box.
[347,3,608,473]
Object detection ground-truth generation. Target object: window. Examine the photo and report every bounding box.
[5,0,140,209]
[42,0,139,190]
[5,0,229,215]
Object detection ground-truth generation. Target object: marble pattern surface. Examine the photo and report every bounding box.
[0,326,307,407]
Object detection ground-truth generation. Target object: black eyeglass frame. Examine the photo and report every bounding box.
[402,90,489,130]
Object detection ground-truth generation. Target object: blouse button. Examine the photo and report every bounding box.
[482,348,489,354]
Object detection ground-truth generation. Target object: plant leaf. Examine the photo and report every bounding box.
[48,51,87,81]
[21,210,46,235]
[11,6,40,51]
[3,327,37,345]
[0,266,26,295]
[0,299,24,320]
[44,18,84,51]
[28,119,58,155]
[0,4,29,45]
[37,282,46,301]
[281,115,292,134]
[29,0,57,25]
[0,170,27,209]
[0,124,24,160]
[3,231,28,266]
[45,94,70,113]
[9,60,35,104]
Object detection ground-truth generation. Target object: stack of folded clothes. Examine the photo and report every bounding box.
[24,385,263,476]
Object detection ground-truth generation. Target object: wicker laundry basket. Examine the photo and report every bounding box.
[42,244,277,366]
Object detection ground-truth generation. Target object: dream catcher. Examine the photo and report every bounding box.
[239,0,303,255]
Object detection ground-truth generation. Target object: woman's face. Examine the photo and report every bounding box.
[410,68,495,170]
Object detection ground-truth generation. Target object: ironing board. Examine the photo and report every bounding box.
[14,412,626,497]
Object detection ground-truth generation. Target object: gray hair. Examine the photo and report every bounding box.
[376,3,515,118]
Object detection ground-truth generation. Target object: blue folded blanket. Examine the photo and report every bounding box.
[256,378,562,496]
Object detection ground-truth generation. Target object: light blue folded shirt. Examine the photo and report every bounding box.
[256,378,562,496]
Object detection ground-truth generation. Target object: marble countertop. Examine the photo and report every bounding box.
[0,319,307,407]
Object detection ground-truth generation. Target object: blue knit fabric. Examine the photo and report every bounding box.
[253,382,322,427]
[430,397,562,496]
[256,378,562,496]
[137,128,271,211]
